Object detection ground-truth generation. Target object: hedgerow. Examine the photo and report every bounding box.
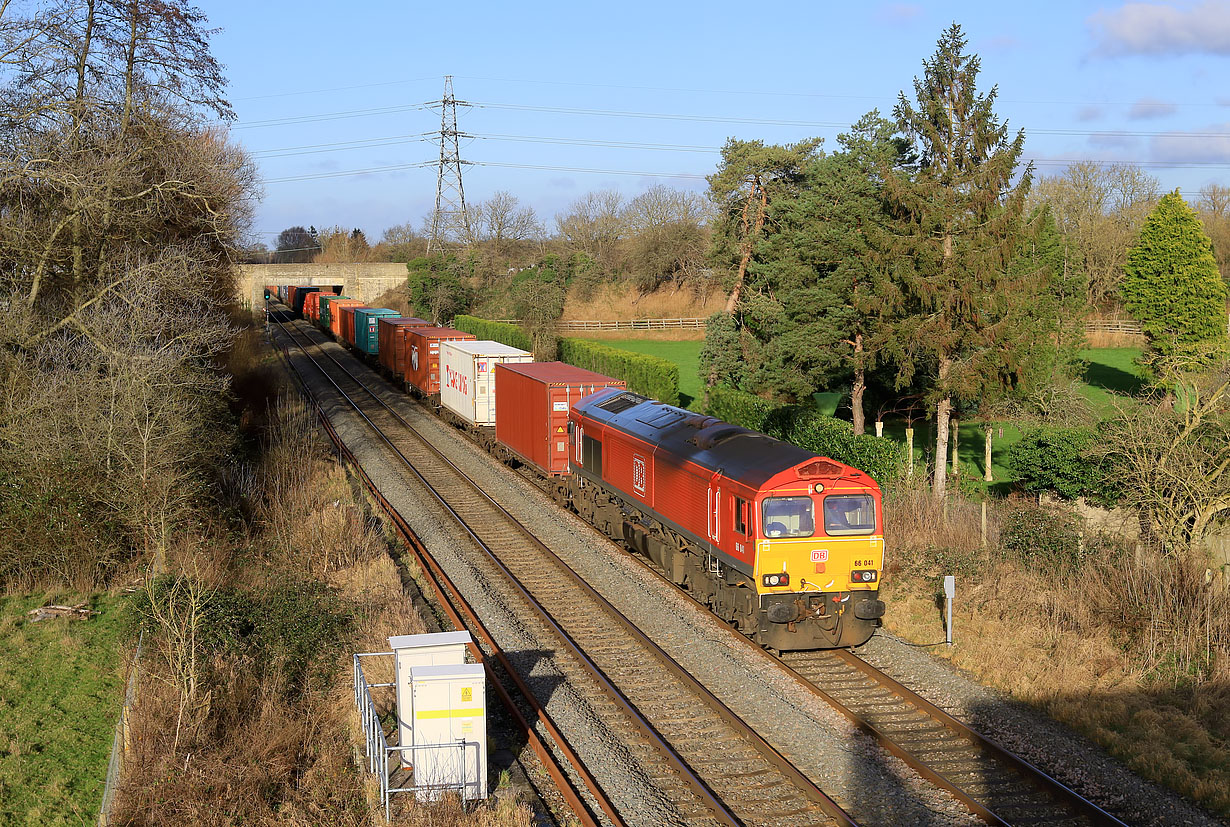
[557,338,680,405]
[451,315,532,351]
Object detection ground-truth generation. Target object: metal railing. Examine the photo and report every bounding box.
[353,652,478,820]
[98,631,143,826]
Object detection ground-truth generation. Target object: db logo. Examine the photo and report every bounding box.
[810,550,829,563]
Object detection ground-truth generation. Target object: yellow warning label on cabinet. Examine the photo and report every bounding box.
[461,687,472,702]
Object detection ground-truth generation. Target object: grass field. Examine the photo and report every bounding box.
[585,339,1147,484]
[580,337,704,408]
[0,593,127,826]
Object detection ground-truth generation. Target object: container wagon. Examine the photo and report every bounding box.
[493,361,626,484]
[402,327,476,397]
[377,317,432,379]
[439,340,534,430]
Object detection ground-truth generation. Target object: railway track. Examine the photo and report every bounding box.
[271,311,855,827]
[780,650,1130,827]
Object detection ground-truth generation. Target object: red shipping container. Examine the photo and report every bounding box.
[403,327,475,396]
[328,299,366,339]
[377,317,431,378]
[304,289,336,324]
[495,362,625,476]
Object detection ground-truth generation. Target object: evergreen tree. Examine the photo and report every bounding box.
[741,113,910,432]
[887,23,1036,497]
[707,138,823,314]
[1122,190,1229,377]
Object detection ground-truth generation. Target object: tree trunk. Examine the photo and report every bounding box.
[724,182,766,314]
[851,333,866,435]
[984,425,994,482]
[933,397,951,497]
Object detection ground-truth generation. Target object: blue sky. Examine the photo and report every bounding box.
[208,0,1230,247]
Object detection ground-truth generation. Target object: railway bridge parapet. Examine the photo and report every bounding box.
[237,263,408,309]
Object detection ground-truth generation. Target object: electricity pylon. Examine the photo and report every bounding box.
[427,75,472,255]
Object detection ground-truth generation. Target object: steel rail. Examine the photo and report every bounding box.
[276,310,861,827]
[811,649,1131,827]
[270,322,615,827]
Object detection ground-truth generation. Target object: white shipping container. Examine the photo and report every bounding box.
[439,340,533,426]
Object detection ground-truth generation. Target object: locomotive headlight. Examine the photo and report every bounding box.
[851,569,878,583]
[762,573,790,587]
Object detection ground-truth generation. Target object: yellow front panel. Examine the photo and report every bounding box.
[754,536,883,594]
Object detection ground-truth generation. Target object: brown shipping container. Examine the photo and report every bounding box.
[403,327,475,396]
[495,362,626,476]
[328,299,365,339]
[339,305,373,347]
[377,317,432,378]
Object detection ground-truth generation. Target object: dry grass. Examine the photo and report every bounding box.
[562,281,725,322]
[1085,330,1147,349]
[883,482,1230,817]
[371,284,418,319]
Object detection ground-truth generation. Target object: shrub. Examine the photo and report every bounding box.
[999,501,1086,573]
[133,577,353,696]
[762,405,902,486]
[706,385,775,431]
[1006,425,1118,504]
[452,315,532,351]
[706,391,901,486]
[557,338,680,405]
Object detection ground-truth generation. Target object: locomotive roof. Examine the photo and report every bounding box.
[575,389,864,488]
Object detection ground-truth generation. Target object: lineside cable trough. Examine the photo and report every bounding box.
[353,631,487,820]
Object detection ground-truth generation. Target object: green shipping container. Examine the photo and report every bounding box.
[318,295,353,329]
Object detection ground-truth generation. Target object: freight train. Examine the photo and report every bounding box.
[267,285,885,650]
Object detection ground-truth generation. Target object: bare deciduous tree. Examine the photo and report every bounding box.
[555,189,625,267]
[1101,361,1230,556]
[1030,162,1160,308]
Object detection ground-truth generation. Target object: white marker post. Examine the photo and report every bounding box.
[943,575,955,646]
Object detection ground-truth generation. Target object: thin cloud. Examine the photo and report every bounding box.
[984,34,1021,52]
[875,3,923,24]
[1088,1,1230,57]
[1089,133,1141,150]
[1077,105,1105,122]
[1128,97,1178,119]
[1151,123,1230,162]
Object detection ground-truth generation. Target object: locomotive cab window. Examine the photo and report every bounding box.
[735,497,749,535]
[823,494,876,536]
[761,496,814,538]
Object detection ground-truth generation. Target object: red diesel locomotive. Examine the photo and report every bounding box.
[568,388,885,650]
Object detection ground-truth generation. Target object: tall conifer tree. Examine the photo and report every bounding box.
[1122,190,1228,377]
[888,23,1034,497]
